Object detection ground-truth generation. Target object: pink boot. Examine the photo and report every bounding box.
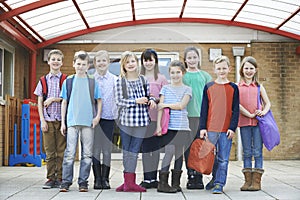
[116,183,124,192]
[123,172,146,192]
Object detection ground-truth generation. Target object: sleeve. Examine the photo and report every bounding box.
[94,81,102,100]
[33,80,43,96]
[198,84,209,131]
[114,77,136,107]
[229,83,240,131]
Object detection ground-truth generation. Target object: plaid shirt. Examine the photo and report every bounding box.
[115,75,150,127]
[34,72,62,121]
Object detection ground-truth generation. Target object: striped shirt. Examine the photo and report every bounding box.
[34,72,63,121]
[115,75,150,127]
[160,84,192,131]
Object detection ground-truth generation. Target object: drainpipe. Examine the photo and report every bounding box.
[29,51,37,99]
[232,47,245,161]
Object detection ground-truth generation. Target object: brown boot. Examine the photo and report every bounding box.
[240,168,252,191]
[171,169,182,192]
[157,171,177,193]
[248,168,264,191]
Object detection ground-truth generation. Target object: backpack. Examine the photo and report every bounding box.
[40,73,68,101]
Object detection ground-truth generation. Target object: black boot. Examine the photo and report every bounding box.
[92,164,102,189]
[187,169,204,189]
[171,169,182,192]
[157,171,177,193]
[101,164,111,189]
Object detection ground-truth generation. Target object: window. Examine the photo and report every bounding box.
[0,41,15,100]
[87,51,179,81]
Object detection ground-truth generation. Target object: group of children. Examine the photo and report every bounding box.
[34,47,270,194]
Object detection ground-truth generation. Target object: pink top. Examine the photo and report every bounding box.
[147,73,168,121]
[238,81,258,127]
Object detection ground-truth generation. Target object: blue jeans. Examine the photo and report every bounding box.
[208,132,232,187]
[240,125,263,169]
[62,126,94,185]
[119,124,147,173]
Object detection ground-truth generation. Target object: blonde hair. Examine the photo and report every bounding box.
[120,51,139,77]
[47,49,64,61]
[213,55,230,67]
[240,56,259,85]
[93,50,109,63]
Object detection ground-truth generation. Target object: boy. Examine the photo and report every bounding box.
[59,51,102,192]
[34,49,67,189]
[199,55,239,194]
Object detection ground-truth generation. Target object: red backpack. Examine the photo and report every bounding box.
[40,73,68,101]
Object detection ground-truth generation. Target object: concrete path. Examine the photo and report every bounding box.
[0,160,299,200]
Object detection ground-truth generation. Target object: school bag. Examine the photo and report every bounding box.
[40,73,68,101]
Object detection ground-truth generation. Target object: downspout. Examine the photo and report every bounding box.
[232,47,245,161]
[29,51,37,99]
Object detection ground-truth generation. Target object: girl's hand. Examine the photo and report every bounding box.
[255,109,264,117]
[136,97,148,105]
[154,126,162,136]
[157,103,165,110]
[148,99,157,109]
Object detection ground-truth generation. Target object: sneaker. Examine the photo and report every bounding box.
[79,182,88,192]
[150,180,158,188]
[60,183,70,192]
[140,181,151,189]
[54,179,62,188]
[205,179,215,190]
[42,179,55,189]
[212,184,223,194]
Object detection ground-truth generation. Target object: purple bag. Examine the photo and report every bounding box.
[256,86,280,151]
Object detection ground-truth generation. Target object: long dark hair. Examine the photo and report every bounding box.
[140,48,159,80]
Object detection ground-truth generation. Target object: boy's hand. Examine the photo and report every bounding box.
[226,129,235,139]
[200,129,207,138]
[60,124,66,136]
[92,117,100,128]
[41,119,48,132]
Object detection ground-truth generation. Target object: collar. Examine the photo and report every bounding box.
[48,72,62,78]
[240,80,256,86]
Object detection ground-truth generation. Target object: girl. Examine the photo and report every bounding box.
[238,56,271,191]
[155,60,192,193]
[115,51,156,192]
[139,49,168,189]
[92,50,117,190]
[183,46,212,189]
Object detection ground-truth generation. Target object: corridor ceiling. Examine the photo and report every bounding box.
[0,0,299,51]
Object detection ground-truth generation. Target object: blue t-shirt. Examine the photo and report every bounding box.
[160,84,192,131]
[60,76,101,127]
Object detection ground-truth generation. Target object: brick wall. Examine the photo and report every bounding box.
[1,41,298,166]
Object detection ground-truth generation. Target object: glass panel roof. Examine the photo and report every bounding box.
[1,0,299,45]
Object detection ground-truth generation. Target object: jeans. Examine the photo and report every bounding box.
[93,119,115,166]
[240,125,263,169]
[119,124,147,173]
[43,121,66,180]
[62,126,94,185]
[208,132,232,187]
